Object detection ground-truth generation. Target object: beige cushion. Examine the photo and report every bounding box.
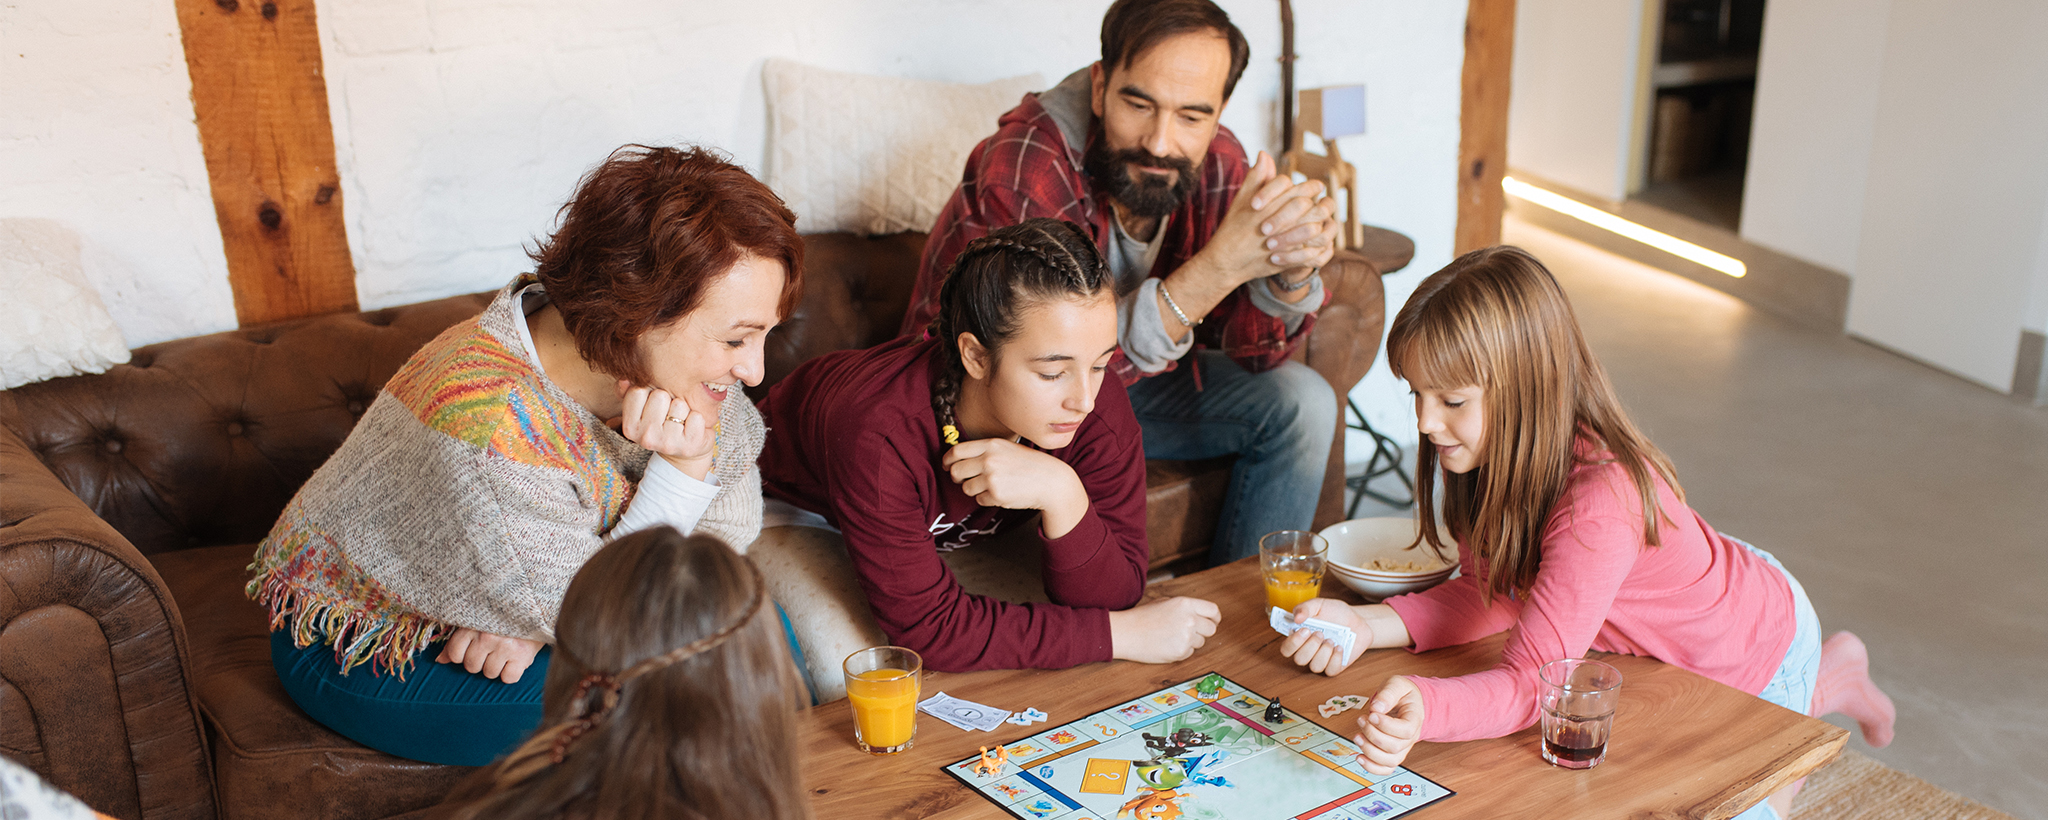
[0,219,129,389]
[763,59,1043,235]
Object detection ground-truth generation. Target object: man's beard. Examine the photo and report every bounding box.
[1084,138,1197,220]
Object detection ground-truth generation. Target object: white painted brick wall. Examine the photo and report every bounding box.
[0,0,237,347]
[3,0,1464,441]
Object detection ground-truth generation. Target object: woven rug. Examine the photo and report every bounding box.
[1793,751,2016,820]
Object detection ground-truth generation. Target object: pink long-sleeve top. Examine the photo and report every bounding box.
[1384,445,1795,742]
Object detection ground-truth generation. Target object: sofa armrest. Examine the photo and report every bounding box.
[0,421,215,820]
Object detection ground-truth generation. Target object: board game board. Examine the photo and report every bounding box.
[944,673,1453,820]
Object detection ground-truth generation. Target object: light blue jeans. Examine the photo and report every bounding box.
[1125,351,1337,564]
[1728,537,1823,820]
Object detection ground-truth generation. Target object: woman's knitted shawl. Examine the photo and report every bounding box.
[246,277,766,676]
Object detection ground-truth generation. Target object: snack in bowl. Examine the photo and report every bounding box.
[1362,554,1450,574]
[1318,517,1457,601]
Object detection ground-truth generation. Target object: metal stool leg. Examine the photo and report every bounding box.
[1344,398,1415,517]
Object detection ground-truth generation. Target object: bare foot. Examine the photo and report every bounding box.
[1812,631,1896,748]
[1767,776,1807,818]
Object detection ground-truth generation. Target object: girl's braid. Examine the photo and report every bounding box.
[926,219,1106,445]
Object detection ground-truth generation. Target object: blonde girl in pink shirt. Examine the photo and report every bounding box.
[1279,246,1894,820]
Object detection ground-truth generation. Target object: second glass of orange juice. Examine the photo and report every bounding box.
[843,646,921,755]
[1260,530,1329,613]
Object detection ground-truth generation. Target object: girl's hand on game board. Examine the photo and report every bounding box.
[616,381,717,481]
[436,627,543,684]
[942,438,1091,537]
[1281,599,1371,675]
[1353,675,1425,775]
[1109,596,1222,663]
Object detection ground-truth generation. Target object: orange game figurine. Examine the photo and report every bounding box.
[971,745,1009,778]
[1118,788,1185,819]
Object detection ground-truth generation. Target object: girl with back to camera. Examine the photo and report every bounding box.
[1277,246,1894,820]
[750,218,1219,697]
[432,525,808,820]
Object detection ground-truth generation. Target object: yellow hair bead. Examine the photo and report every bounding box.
[942,424,960,446]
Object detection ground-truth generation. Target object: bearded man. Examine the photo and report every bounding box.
[901,0,1345,563]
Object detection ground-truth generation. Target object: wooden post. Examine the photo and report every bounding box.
[1455,0,1516,255]
[176,0,357,326]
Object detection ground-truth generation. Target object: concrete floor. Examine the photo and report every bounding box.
[1348,217,2048,818]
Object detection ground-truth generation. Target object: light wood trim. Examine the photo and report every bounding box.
[176,0,357,326]
[1455,0,1517,255]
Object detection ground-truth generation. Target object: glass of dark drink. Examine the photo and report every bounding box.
[1538,658,1623,769]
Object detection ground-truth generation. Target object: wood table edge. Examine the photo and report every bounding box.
[1701,724,1849,820]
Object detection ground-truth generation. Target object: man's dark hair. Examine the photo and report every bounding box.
[1099,0,1252,100]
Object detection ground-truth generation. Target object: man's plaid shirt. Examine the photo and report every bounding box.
[898,90,1318,385]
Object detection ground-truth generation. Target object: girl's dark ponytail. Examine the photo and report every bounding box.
[926,218,1109,441]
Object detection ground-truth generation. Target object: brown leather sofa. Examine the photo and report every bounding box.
[0,231,1383,820]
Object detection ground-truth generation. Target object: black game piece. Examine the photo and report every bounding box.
[1263,697,1284,724]
[1142,729,1214,760]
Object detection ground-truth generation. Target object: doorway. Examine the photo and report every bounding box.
[1631,0,1764,231]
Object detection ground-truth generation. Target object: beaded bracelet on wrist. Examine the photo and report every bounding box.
[1271,265,1320,292]
[1159,282,1201,328]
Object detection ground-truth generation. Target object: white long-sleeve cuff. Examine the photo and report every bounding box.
[612,454,720,539]
[1117,277,1197,374]
[1247,271,1324,336]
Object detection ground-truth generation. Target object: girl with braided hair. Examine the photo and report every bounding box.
[431,525,809,820]
[752,218,1219,698]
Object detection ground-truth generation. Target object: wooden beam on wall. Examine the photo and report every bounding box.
[1455,0,1517,255]
[176,0,356,326]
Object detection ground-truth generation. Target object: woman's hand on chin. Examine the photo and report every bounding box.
[941,438,1090,537]
[436,627,544,684]
[616,381,717,480]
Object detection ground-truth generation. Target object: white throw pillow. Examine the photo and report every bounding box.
[0,219,130,390]
[764,59,1044,235]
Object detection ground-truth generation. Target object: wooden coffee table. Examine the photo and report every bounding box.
[797,558,1846,819]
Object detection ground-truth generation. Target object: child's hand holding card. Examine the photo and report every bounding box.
[1270,606,1357,667]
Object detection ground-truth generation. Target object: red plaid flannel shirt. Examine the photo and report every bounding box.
[898,92,1318,385]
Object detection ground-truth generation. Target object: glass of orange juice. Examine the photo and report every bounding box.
[1260,530,1328,614]
[842,646,921,755]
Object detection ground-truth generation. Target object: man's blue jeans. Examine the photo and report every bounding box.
[1126,350,1337,564]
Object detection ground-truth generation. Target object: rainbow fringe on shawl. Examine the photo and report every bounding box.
[245,520,445,679]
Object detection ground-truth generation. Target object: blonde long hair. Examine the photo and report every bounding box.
[1387,246,1682,603]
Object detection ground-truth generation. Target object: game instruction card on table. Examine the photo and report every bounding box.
[943,672,1453,820]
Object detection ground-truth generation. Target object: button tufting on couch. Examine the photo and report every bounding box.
[0,231,1382,819]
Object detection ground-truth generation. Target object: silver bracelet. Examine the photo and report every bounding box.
[1271,265,1320,292]
[1159,282,1201,328]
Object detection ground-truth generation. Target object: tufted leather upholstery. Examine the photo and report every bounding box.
[0,231,1382,819]
[0,425,214,820]
[1,293,496,820]
[758,232,929,394]
[1,295,496,558]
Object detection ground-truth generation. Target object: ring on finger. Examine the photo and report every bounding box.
[666,414,687,425]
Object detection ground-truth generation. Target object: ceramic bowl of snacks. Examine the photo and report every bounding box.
[1318,517,1457,601]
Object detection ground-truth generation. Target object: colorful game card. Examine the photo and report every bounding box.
[945,673,1454,820]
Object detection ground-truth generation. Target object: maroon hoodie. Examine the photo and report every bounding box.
[756,335,1149,671]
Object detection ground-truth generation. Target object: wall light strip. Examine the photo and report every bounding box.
[1502,176,1747,278]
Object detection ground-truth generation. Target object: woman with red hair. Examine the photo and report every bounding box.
[247,145,805,766]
